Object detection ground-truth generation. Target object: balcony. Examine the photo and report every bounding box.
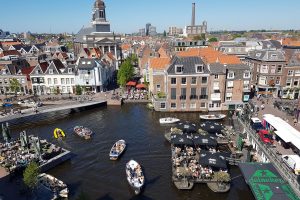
[199,95,208,100]
[180,95,186,100]
[190,95,198,100]
[211,93,221,101]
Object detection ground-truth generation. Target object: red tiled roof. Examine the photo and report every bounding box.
[0,50,21,57]
[21,66,35,80]
[149,58,170,70]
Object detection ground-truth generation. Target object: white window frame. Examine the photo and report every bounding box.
[227,71,234,79]
[170,103,176,109]
[156,84,161,92]
[288,70,294,76]
[243,71,250,79]
[214,74,219,79]
[160,102,166,109]
[175,65,183,74]
[200,102,206,108]
[195,64,204,73]
[190,103,196,109]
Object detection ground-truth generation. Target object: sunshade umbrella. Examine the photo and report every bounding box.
[171,134,194,146]
[126,81,137,87]
[199,121,224,134]
[136,84,147,89]
[176,122,197,134]
[193,135,217,148]
[198,151,230,169]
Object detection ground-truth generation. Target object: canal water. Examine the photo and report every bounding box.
[11,104,254,200]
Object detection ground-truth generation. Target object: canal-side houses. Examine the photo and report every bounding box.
[245,49,286,97]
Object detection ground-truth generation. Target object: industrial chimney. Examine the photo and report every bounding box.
[191,3,196,26]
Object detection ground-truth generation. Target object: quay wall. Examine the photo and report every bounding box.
[0,101,107,128]
[237,117,300,197]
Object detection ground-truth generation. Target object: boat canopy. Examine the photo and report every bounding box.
[263,114,300,150]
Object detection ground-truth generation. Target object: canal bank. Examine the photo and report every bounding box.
[0,100,107,128]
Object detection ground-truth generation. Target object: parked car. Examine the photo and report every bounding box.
[250,117,264,132]
[258,130,274,144]
[282,155,300,175]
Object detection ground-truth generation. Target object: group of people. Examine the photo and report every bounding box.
[127,164,144,185]
[111,142,125,154]
[124,89,148,100]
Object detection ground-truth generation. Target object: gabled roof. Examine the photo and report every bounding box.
[21,66,35,80]
[77,58,99,69]
[208,63,226,74]
[167,56,209,75]
[11,44,24,51]
[149,57,170,70]
[62,64,76,74]
[0,50,21,57]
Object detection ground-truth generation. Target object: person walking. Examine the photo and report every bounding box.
[294,118,298,126]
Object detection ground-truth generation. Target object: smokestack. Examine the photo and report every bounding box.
[191,3,196,26]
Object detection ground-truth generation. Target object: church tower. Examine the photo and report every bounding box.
[91,0,111,33]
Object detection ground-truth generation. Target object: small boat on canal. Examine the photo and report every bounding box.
[38,173,69,199]
[109,139,126,160]
[53,128,65,139]
[74,126,93,139]
[199,114,226,120]
[126,160,145,195]
[159,117,180,124]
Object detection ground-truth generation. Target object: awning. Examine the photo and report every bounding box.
[136,83,147,89]
[126,81,136,86]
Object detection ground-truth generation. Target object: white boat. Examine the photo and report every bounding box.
[126,160,145,195]
[109,140,126,160]
[38,173,68,199]
[199,114,226,120]
[74,126,93,139]
[159,117,180,124]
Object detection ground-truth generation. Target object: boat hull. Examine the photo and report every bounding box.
[126,160,144,195]
[199,114,226,120]
[159,118,180,124]
[109,140,126,160]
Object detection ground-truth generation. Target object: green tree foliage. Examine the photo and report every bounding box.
[193,33,206,41]
[117,59,134,87]
[75,85,83,95]
[214,171,230,183]
[9,78,21,95]
[163,30,167,37]
[23,162,40,190]
[208,37,218,42]
[53,87,60,95]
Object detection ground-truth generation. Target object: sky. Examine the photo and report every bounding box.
[0,0,299,34]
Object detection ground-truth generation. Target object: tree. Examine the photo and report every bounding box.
[53,87,60,95]
[163,30,167,37]
[193,33,206,41]
[23,162,40,191]
[117,59,134,87]
[208,37,218,42]
[9,78,21,96]
[75,85,83,95]
[214,171,230,183]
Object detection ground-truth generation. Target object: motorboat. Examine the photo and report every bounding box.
[126,160,145,195]
[199,114,226,120]
[73,126,93,140]
[159,117,180,124]
[38,173,68,199]
[17,100,39,108]
[109,140,126,160]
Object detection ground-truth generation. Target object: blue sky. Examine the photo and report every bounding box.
[0,0,299,34]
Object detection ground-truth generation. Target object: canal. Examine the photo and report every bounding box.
[11,104,254,200]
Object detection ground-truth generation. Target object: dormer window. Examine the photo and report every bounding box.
[271,54,277,58]
[35,70,41,74]
[82,61,86,64]
[68,68,72,74]
[196,65,204,73]
[87,61,91,64]
[175,65,183,74]
[228,71,235,79]
[243,71,250,79]
[256,53,261,57]
[49,69,53,74]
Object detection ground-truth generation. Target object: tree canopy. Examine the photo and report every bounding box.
[23,161,40,190]
[208,37,218,42]
[117,58,135,87]
[9,78,21,95]
[193,33,206,41]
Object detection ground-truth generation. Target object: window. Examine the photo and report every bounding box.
[276,77,280,85]
[209,104,214,108]
[288,70,294,76]
[61,78,65,84]
[71,78,74,84]
[160,103,166,109]
[228,72,234,79]
[87,70,91,75]
[271,65,276,74]
[191,77,197,84]
[171,103,176,109]
[202,77,208,84]
[68,68,72,74]
[181,77,187,85]
[260,65,268,73]
[54,78,58,85]
[294,79,299,86]
[66,78,70,84]
[49,69,53,74]
[226,93,232,101]
[190,103,196,109]
[190,88,197,99]
[259,76,267,85]
[214,75,219,79]
[180,88,186,100]
[32,78,37,83]
[213,82,219,90]
[171,88,176,100]
[156,85,161,92]
[181,103,186,109]
[200,87,207,98]
[171,78,176,84]
[295,70,300,76]
[82,61,86,64]
[286,78,292,87]
[35,70,40,75]
[227,81,234,89]
[21,78,25,84]
[47,78,52,85]
[277,65,282,73]
[216,103,220,108]
[244,71,250,79]
[0,79,2,84]
[175,65,183,74]
[200,103,206,108]
[196,65,204,73]
[39,78,44,83]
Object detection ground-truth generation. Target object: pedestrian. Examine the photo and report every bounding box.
[261,104,265,110]
[294,118,297,126]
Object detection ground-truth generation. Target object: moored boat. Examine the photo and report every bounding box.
[126,160,145,195]
[159,117,180,124]
[54,128,65,139]
[199,114,226,120]
[109,140,126,160]
[73,126,93,139]
[38,173,69,199]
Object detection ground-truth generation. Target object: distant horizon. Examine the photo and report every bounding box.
[1,0,300,34]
